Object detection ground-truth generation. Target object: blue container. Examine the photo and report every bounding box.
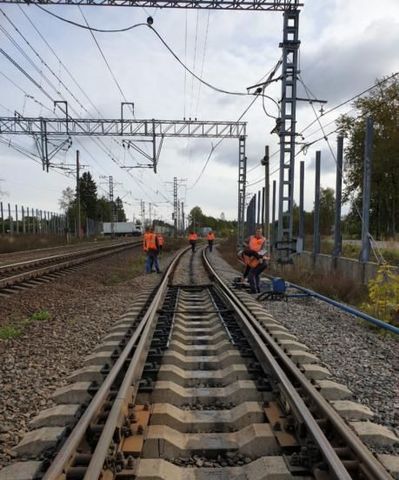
[272,277,286,294]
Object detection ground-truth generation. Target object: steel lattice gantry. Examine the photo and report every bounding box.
[277,9,300,261]
[0,0,302,9]
[0,0,303,252]
[0,115,247,242]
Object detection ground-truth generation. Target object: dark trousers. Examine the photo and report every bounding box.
[190,240,196,253]
[208,240,214,252]
[145,251,160,273]
[248,263,267,293]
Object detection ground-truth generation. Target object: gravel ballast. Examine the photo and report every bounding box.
[208,246,399,434]
[0,246,172,468]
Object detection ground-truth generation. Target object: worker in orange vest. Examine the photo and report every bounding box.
[143,227,160,273]
[157,233,164,254]
[207,230,216,252]
[188,231,198,253]
[241,227,269,293]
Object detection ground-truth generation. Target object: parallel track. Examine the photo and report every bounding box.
[0,240,141,295]
[6,247,393,480]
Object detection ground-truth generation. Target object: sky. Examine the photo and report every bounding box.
[0,0,398,224]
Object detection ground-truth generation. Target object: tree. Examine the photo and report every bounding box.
[319,187,335,235]
[337,76,399,238]
[79,172,98,220]
[114,196,127,222]
[59,187,75,213]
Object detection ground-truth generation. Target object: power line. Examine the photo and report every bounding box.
[36,5,146,33]
[299,71,399,136]
[189,92,261,189]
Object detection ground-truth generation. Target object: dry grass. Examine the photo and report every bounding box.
[217,237,367,307]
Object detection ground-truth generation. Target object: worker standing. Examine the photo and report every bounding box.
[188,231,198,253]
[143,227,160,274]
[157,233,164,255]
[207,230,216,252]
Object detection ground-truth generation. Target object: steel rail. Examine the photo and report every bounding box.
[202,249,392,480]
[43,247,189,480]
[0,241,136,274]
[0,241,140,289]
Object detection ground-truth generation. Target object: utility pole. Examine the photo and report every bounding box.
[76,150,81,239]
[141,200,145,228]
[149,202,152,226]
[313,151,321,257]
[261,145,270,242]
[181,202,185,233]
[298,160,305,252]
[333,136,343,258]
[173,176,178,237]
[108,176,115,238]
[360,118,373,263]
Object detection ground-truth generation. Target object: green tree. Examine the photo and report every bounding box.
[337,76,399,238]
[114,196,127,222]
[319,187,335,235]
[96,196,112,222]
[79,172,98,220]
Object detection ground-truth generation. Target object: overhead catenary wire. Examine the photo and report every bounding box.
[189,92,261,190]
[35,5,274,101]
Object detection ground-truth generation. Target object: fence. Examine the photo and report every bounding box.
[0,202,66,236]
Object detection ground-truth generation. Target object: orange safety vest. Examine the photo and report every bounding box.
[242,252,261,269]
[207,232,215,241]
[188,233,198,241]
[248,235,265,253]
[143,232,157,251]
[157,234,164,246]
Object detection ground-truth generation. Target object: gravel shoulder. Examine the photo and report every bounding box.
[209,246,399,433]
[0,247,174,468]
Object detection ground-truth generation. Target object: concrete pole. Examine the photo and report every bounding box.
[15,204,19,234]
[256,190,261,227]
[360,118,373,263]
[313,151,321,256]
[261,187,265,234]
[333,136,344,258]
[298,161,305,252]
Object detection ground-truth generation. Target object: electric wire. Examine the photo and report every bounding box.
[189,92,261,189]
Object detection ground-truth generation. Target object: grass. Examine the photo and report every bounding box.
[0,310,52,341]
[217,237,368,306]
[0,324,22,340]
[30,310,51,321]
[0,234,109,254]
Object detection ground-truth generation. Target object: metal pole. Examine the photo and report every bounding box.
[8,203,12,235]
[264,146,270,242]
[181,202,185,233]
[313,151,321,257]
[15,204,19,234]
[277,10,300,262]
[237,136,247,246]
[0,202,4,234]
[261,187,265,234]
[333,136,343,258]
[360,118,373,263]
[272,180,276,251]
[256,190,261,227]
[109,176,115,238]
[22,206,26,234]
[173,176,178,237]
[298,160,305,252]
[76,150,81,239]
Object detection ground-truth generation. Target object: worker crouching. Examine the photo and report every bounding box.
[143,227,160,274]
[240,228,269,294]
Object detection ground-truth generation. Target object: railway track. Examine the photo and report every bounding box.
[2,247,395,480]
[0,240,141,295]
